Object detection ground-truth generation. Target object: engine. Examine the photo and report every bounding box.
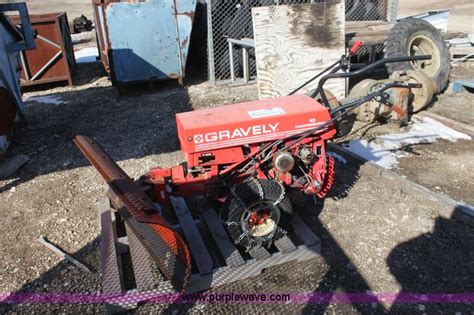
[141,94,337,250]
[146,94,336,201]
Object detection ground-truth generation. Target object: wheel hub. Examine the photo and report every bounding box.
[408,34,440,78]
[242,202,278,238]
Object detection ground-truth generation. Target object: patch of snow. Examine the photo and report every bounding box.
[328,152,347,165]
[75,47,99,63]
[344,139,398,169]
[26,95,68,105]
[343,117,471,169]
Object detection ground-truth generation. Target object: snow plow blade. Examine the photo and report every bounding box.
[73,135,191,292]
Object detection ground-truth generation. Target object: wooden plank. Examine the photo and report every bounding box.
[347,21,389,29]
[345,20,392,46]
[125,224,157,291]
[345,23,392,34]
[169,196,213,275]
[97,198,135,313]
[115,236,129,255]
[347,35,387,46]
[196,199,245,267]
[346,21,389,29]
[0,154,29,179]
[248,246,271,260]
[172,219,200,231]
[290,213,321,247]
[274,235,297,254]
[159,244,320,293]
[346,30,390,38]
[386,0,397,22]
[252,2,345,99]
[98,198,124,293]
[108,190,189,292]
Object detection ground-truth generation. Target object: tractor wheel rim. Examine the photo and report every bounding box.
[241,201,279,238]
[408,34,440,78]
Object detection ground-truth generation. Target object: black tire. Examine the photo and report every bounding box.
[384,18,450,93]
[221,179,292,250]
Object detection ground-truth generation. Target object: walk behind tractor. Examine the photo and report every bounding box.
[74,42,435,291]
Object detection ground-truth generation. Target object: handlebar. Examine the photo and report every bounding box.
[315,55,431,93]
[275,81,422,156]
[312,55,432,108]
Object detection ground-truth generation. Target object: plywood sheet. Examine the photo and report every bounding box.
[252,2,345,100]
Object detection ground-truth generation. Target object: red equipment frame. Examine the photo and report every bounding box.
[146,94,336,201]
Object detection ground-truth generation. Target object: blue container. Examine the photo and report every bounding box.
[94,0,197,85]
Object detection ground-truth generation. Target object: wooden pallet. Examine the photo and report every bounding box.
[97,196,321,312]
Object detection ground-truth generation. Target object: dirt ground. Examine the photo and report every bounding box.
[0,52,473,313]
[1,1,473,313]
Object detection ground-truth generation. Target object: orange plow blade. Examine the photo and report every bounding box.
[74,135,191,292]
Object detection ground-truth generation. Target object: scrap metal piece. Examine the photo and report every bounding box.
[37,236,92,273]
[349,73,433,122]
[73,135,191,292]
[10,12,74,87]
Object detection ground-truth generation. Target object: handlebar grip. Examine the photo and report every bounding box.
[350,41,364,55]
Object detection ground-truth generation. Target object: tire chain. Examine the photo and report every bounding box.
[252,177,264,200]
[272,180,286,206]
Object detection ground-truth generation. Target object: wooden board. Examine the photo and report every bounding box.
[169,196,213,275]
[252,2,345,100]
[98,196,322,312]
[345,20,393,46]
[196,198,246,268]
[125,223,157,291]
[0,154,29,180]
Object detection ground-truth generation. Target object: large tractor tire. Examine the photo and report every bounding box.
[384,18,450,93]
[221,179,292,251]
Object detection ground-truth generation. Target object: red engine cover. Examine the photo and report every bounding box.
[176,95,334,155]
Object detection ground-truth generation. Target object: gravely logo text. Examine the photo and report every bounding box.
[194,123,279,144]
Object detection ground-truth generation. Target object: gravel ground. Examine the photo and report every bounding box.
[1,58,473,313]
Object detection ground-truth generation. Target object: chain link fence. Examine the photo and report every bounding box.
[207,0,398,83]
